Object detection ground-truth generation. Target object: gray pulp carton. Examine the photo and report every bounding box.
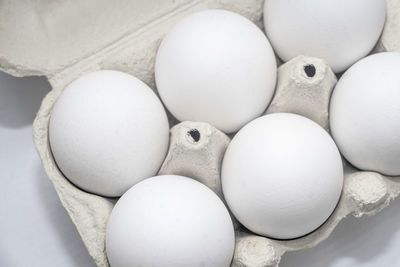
[1,0,400,266]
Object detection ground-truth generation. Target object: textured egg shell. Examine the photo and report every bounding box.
[49,70,169,197]
[264,0,386,73]
[106,175,235,267]
[155,9,277,133]
[330,52,400,176]
[222,113,343,239]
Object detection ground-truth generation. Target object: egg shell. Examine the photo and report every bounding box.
[106,175,235,267]
[0,1,398,266]
[49,70,170,197]
[264,0,386,73]
[222,113,344,239]
[155,9,277,133]
[330,52,400,176]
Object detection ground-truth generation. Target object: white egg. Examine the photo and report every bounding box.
[106,175,235,267]
[264,0,386,73]
[330,52,400,176]
[155,9,277,133]
[49,70,169,197]
[222,113,343,239]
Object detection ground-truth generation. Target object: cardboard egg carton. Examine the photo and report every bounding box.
[1,0,399,266]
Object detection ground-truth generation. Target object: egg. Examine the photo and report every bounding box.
[106,175,235,267]
[222,113,343,239]
[155,9,277,133]
[49,70,169,197]
[263,0,386,73]
[330,52,400,176]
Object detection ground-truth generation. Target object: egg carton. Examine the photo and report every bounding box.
[1,0,400,266]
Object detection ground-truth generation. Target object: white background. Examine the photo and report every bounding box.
[0,71,399,267]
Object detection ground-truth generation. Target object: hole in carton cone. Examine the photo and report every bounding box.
[304,64,316,77]
[188,129,200,142]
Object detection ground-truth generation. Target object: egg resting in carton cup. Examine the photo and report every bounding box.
[0,0,400,266]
